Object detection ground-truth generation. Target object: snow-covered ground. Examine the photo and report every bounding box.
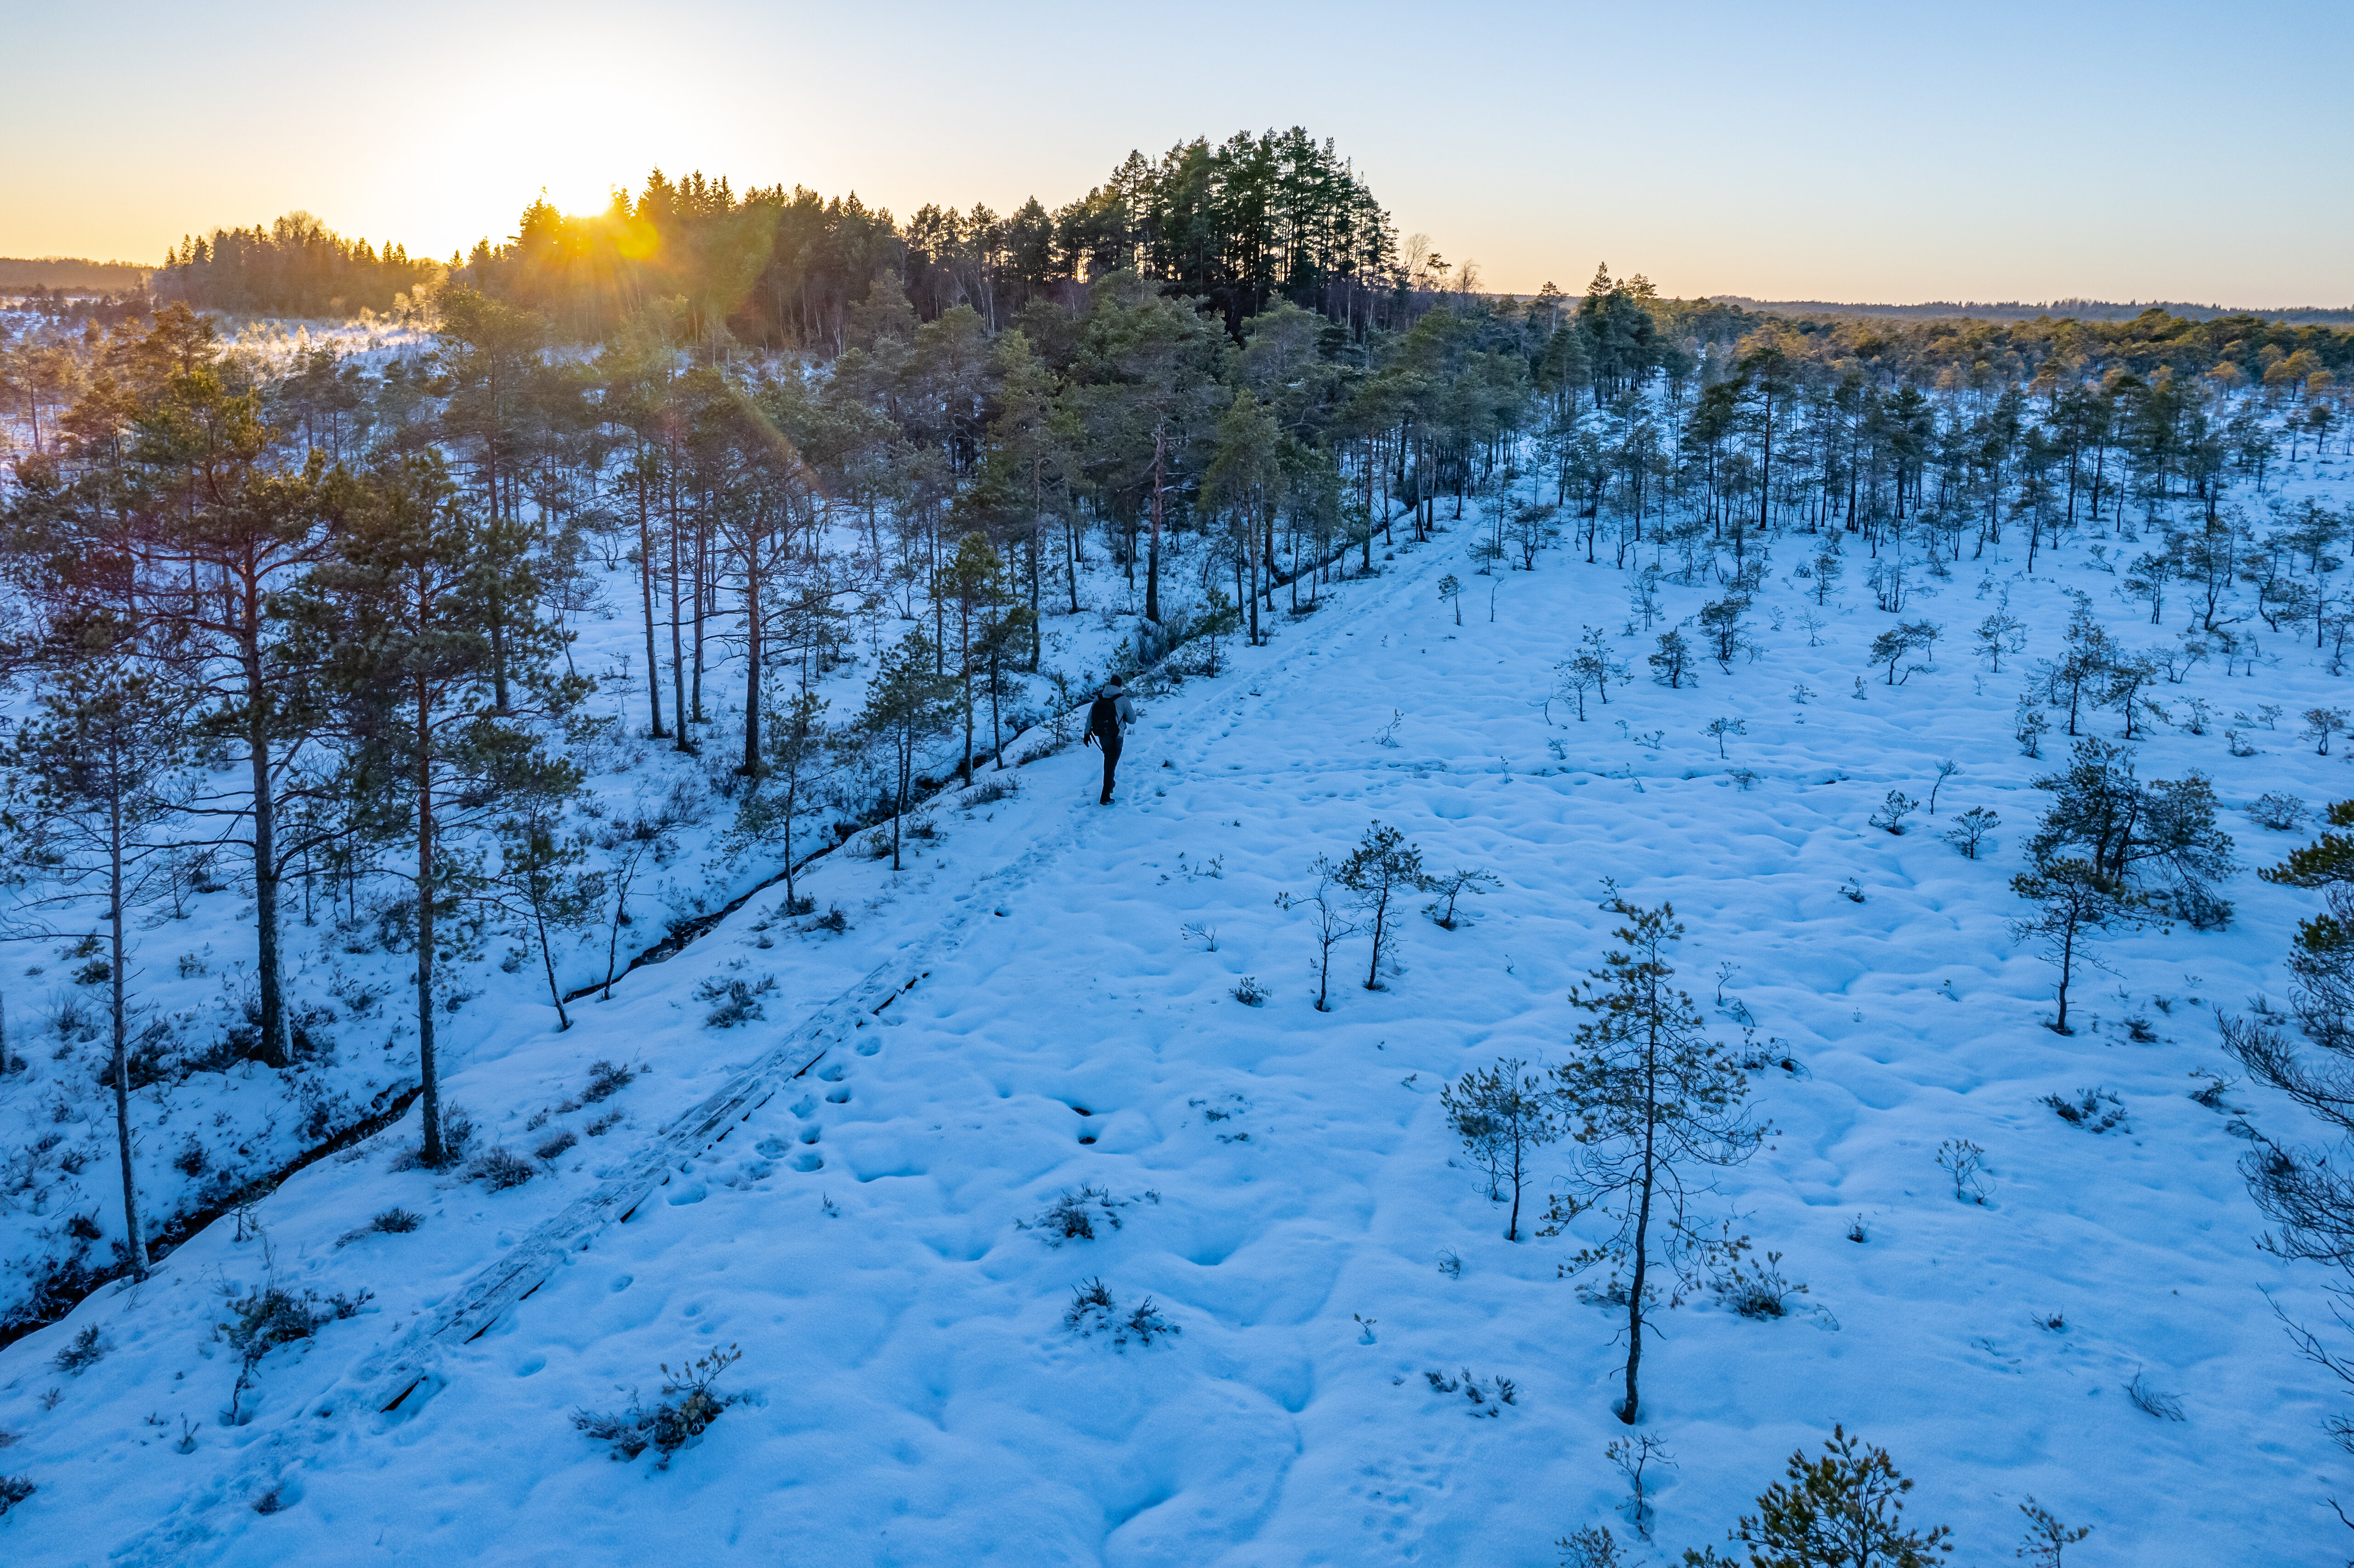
[9,450,2354,1563]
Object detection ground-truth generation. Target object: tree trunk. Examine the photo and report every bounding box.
[244,633,290,1070]
[639,460,667,738]
[691,497,708,723]
[1622,1027,1660,1424]
[1028,469,1044,672]
[415,678,444,1166]
[535,894,570,1032]
[668,473,689,752]
[1146,419,1166,625]
[108,786,145,1281]
[739,521,763,776]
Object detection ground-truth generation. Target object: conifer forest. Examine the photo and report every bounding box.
[7,125,2354,1564]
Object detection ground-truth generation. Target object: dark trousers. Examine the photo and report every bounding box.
[1098,736,1122,803]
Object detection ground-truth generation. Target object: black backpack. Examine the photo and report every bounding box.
[1087,696,1120,742]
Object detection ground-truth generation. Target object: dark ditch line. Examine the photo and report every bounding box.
[0,1077,423,1352]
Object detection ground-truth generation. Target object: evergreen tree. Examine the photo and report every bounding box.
[1441,1059,1561,1241]
[1686,1426,1953,1568]
[302,453,579,1165]
[0,667,188,1280]
[1329,821,1426,990]
[2008,858,2136,1035]
[858,630,952,872]
[1546,899,1764,1423]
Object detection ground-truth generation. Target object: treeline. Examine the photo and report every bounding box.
[1719,296,2354,328]
[463,128,1404,350]
[147,129,1411,348]
[1743,308,2353,392]
[155,211,439,318]
[0,258,149,293]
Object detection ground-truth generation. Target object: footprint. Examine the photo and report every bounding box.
[793,1152,824,1172]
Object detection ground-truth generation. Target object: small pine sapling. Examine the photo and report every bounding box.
[1441,1059,1565,1241]
[1869,791,1919,835]
[1977,608,2027,673]
[1698,596,1748,671]
[1705,717,1747,759]
[1557,1524,1623,1568]
[1277,874,1357,1012]
[1944,807,1999,860]
[1705,1426,1954,1568]
[1713,1248,1810,1318]
[1545,898,1766,1423]
[1580,626,1625,705]
[2014,695,2050,758]
[1649,628,1696,689]
[1551,657,1601,723]
[1607,1433,1674,1540]
[2016,1498,2091,1566]
[2306,706,2350,755]
[1869,620,1941,684]
[1439,573,1463,625]
[1809,538,1844,604]
[1425,866,1501,929]
[1329,821,1428,990]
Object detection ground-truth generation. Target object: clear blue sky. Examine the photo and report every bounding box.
[7,0,2346,304]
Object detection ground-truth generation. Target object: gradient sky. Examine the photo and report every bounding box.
[8,0,2347,305]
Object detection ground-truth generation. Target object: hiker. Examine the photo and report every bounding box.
[1083,678,1135,804]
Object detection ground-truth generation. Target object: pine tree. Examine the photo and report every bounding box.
[1441,1059,1561,1240]
[148,391,338,1070]
[1330,821,1426,990]
[1547,899,1764,1423]
[1686,1426,1953,1568]
[858,630,952,872]
[0,667,189,1280]
[2008,857,2136,1035]
[731,688,828,912]
[477,759,598,1032]
[303,453,580,1165]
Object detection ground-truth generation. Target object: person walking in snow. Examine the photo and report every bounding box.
[1083,677,1135,804]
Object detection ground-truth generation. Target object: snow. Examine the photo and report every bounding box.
[7,441,2354,1562]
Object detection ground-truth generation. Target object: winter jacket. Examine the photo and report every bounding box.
[1086,686,1135,745]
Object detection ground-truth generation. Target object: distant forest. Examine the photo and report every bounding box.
[108,128,2352,393]
[148,129,1403,344]
[1719,297,2354,328]
[0,257,149,291]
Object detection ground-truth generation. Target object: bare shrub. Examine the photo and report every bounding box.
[467,1148,535,1190]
